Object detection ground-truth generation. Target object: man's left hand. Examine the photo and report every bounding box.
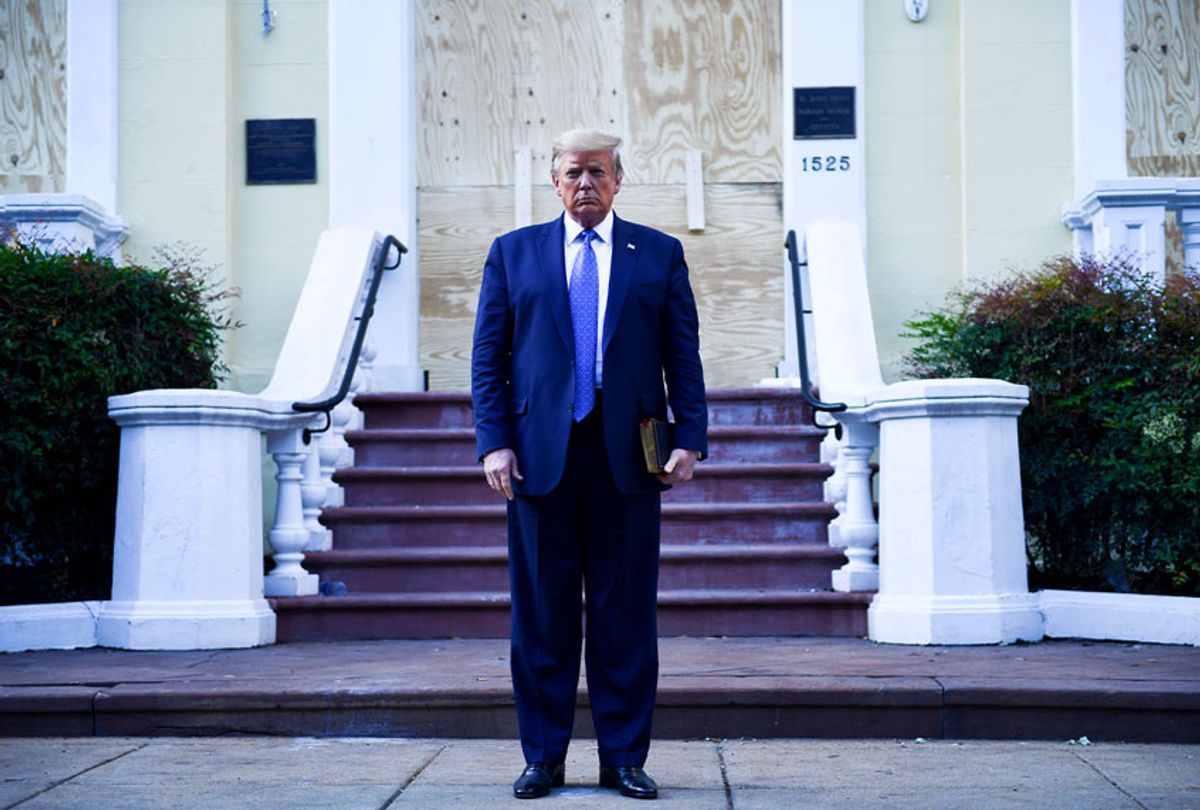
[656,448,701,485]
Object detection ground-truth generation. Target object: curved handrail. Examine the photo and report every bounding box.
[292,234,407,433]
[785,229,847,433]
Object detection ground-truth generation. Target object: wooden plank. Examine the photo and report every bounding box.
[420,183,783,390]
[686,148,705,231]
[623,0,781,184]
[417,0,625,188]
[0,0,67,190]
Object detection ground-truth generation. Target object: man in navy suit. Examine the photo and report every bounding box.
[472,129,707,800]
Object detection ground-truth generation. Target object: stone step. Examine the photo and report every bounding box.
[305,544,847,593]
[271,589,872,641]
[345,424,828,467]
[7,637,1192,742]
[319,502,837,549]
[334,463,832,507]
[353,387,821,431]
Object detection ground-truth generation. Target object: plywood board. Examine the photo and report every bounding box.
[420,183,783,390]
[624,0,781,184]
[417,0,625,188]
[0,0,67,191]
[1125,0,1200,276]
[1125,0,1200,173]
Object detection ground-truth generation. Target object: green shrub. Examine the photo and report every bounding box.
[0,241,236,605]
[905,254,1200,596]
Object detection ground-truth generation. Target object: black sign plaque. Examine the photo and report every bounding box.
[246,118,317,184]
[793,87,856,140]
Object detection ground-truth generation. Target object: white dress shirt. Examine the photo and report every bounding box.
[563,210,614,387]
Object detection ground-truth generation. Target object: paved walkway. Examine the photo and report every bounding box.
[1,737,1196,809]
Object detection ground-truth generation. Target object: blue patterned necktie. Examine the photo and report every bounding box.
[569,228,599,421]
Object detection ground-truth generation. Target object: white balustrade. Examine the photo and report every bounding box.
[804,219,1042,644]
[100,228,389,648]
[820,430,849,549]
[300,435,331,552]
[829,418,879,592]
[265,429,321,596]
[1062,178,1200,280]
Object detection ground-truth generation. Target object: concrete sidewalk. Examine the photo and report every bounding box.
[1,737,1196,809]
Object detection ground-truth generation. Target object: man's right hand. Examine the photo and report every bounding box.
[483,448,523,500]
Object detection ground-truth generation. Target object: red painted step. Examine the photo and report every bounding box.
[304,543,846,594]
[273,388,872,641]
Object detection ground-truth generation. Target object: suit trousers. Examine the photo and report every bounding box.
[506,395,662,767]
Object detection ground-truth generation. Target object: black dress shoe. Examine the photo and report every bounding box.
[599,765,658,799]
[513,762,565,799]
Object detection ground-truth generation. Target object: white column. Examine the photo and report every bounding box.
[866,379,1044,645]
[65,0,119,216]
[1069,0,1127,201]
[778,0,865,380]
[328,0,422,391]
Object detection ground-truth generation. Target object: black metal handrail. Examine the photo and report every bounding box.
[293,233,407,441]
[785,229,846,435]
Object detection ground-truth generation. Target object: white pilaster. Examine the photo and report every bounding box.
[329,0,422,391]
[65,0,119,216]
[1069,0,1127,201]
[779,0,866,380]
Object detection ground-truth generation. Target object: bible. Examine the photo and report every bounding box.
[639,417,675,474]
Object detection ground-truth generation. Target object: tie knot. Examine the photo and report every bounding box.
[579,228,597,246]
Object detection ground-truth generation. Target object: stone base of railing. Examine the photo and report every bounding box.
[96,599,275,650]
[868,593,1044,645]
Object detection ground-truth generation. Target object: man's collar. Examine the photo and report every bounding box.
[563,210,615,245]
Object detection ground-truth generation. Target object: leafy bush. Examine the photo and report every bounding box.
[0,242,236,605]
[905,254,1200,596]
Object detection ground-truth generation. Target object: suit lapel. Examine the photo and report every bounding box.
[537,215,573,354]
[603,214,638,355]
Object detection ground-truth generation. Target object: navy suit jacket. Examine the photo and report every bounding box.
[472,213,708,496]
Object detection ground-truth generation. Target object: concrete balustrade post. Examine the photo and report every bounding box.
[830,418,879,592]
[865,379,1044,644]
[1178,207,1200,272]
[821,431,849,549]
[264,429,320,597]
[301,440,331,552]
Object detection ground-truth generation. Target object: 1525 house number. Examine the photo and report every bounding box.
[801,155,852,172]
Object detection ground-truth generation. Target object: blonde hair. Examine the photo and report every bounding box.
[550,129,624,181]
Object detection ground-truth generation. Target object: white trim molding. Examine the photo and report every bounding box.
[1041,590,1200,646]
[0,194,128,256]
[1069,0,1126,201]
[328,0,422,391]
[66,0,119,216]
[0,602,101,653]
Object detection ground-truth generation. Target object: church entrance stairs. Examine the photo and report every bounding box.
[271,388,871,641]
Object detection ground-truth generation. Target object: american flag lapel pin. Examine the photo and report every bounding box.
[627,243,636,251]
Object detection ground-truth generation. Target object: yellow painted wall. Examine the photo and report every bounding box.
[117,0,328,393]
[864,0,1073,379]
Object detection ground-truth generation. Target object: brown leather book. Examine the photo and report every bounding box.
[639,417,675,473]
